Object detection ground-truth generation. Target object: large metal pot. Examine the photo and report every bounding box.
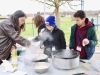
[52,49,80,70]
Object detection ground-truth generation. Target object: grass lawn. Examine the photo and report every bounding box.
[0,17,100,46]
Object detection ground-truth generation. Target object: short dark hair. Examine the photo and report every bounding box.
[10,10,27,34]
[74,10,86,19]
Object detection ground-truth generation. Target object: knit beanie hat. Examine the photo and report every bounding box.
[45,16,56,27]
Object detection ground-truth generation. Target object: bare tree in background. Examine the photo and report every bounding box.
[33,0,80,28]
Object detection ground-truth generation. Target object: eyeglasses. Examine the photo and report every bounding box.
[45,24,51,27]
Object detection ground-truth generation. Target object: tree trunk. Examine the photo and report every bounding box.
[55,7,60,28]
[54,0,60,28]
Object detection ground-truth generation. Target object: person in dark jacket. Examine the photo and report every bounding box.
[69,10,98,59]
[0,10,33,64]
[40,16,66,57]
[32,15,46,41]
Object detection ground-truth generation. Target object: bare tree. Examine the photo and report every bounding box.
[33,0,81,28]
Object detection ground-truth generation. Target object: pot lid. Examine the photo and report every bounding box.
[53,50,79,59]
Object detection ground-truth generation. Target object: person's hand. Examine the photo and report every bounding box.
[16,43,22,48]
[70,49,74,50]
[28,44,34,51]
[82,38,89,46]
[10,46,16,52]
[40,45,45,49]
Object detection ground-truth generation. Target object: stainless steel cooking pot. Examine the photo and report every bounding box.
[52,49,80,70]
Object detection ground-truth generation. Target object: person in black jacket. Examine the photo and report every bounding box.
[40,16,66,57]
[32,15,46,41]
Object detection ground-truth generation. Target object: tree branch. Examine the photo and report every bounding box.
[48,0,55,4]
[35,0,55,7]
[67,2,76,10]
[47,6,52,9]
[59,0,73,6]
[68,0,81,6]
[68,2,81,6]
[59,1,67,6]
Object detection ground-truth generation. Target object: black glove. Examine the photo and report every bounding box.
[0,59,3,65]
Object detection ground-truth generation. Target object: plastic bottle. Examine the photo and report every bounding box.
[11,48,18,68]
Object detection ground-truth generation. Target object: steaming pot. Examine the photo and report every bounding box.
[52,49,80,69]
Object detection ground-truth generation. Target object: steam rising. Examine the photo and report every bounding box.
[19,28,53,66]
